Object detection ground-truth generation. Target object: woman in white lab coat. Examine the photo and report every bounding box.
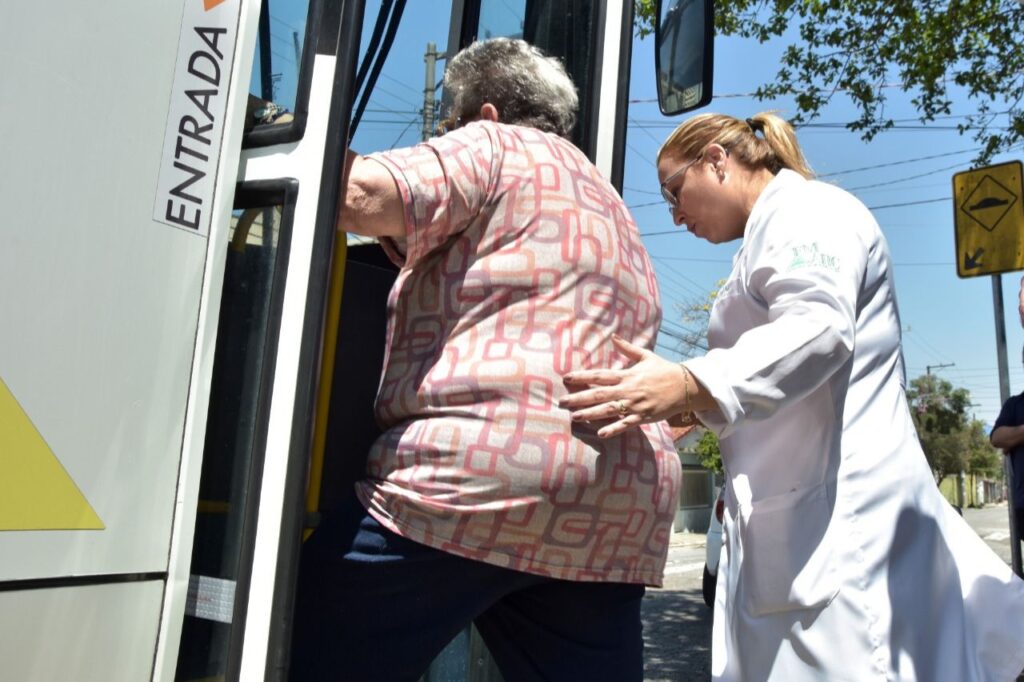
[560,112,1024,681]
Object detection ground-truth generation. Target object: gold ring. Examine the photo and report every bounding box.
[616,400,629,417]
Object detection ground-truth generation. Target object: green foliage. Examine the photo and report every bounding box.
[906,374,1002,483]
[965,420,1003,479]
[695,428,723,473]
[635,0,656,37]
[634,0,1024,164]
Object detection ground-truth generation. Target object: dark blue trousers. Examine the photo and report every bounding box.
[288,495,645,681]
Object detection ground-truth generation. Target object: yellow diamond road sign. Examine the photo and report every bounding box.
[953,160,1024,278]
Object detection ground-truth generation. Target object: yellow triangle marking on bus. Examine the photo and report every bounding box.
[203,0,227,10]
[0,377,104,531]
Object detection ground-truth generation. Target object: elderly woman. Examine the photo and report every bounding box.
[561,112,1024,681]
[288,38,680,681]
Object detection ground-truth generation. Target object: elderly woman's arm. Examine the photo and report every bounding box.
[336,150,405,239]
[559,335,719,438]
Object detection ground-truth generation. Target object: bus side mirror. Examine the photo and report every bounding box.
[655,0,715,115]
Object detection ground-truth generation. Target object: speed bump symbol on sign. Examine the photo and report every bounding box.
[953,161,1024,278]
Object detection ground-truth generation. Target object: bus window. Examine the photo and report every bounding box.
[349,0,456,151]
[245,0,315,143]
[176,182,297,681]
[478,0,526,39]
[469,0,599,155]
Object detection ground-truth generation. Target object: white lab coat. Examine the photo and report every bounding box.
[685,170,1024,681]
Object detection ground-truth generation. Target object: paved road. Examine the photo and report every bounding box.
[642,532,712,681]
[965,502,1019,566]
[641,502,1022,681]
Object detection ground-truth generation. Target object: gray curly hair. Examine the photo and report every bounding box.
[443,37,578,138]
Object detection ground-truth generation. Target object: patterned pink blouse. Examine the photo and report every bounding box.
[355,121,680,586]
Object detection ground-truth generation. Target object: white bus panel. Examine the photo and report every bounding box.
[0,581,164,681]
[0,0,244,580]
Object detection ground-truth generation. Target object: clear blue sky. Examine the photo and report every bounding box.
[263,1,1023,427]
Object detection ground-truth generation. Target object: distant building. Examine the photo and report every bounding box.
[671,425,719,533]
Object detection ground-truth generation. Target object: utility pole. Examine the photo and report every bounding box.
[422,43,440,141]
[926,362,955,375]
[957,469,967,510]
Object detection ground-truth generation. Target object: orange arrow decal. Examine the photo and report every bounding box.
[204,0,227,10]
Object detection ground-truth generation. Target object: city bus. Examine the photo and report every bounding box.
[0,0,712,679]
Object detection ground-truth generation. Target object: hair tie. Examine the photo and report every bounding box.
[745,117,758,132]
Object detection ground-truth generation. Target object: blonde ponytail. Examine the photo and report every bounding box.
[658,112,813,179]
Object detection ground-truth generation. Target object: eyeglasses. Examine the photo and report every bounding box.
[659,154,703,208]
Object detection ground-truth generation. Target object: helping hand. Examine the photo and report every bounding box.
[559,335,692,438]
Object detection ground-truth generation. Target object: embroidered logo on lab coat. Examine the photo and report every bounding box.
[787,243,839,273]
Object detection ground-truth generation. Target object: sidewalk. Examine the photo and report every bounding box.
[670,529,706,549]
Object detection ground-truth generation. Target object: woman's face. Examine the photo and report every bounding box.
[657,147,747,244]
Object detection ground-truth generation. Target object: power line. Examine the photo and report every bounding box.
[651,256,715,299]
[818,147,984,178]
[382,73,422,95]
[931,366,1024,375]
[648,273,695,305]
[628,115,664,146]
[628,110,1011,130]
[270,29,299,49]
[628,79,927,104]
[889,261,953,267]
[636,193,955,213]
[630,200,667,210]
[867,197,949,210]
[652,274,699,304]
[662,319,709,344]
[370,84,421,109]
[856,182,953,195]
[270,49,294,66]
[842,161,972,192]
[356,118,421,125]
[656,341,685,356]
[904,327,952,363]
[661,319,692,333]
[270,15,302,33]
[362,98,423,121]
[658,325,708,351]
[640,251,964,270]
[626,140,658,170]
[387,118,419,150]
[364,107,421,114]
[625,186,662,196]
